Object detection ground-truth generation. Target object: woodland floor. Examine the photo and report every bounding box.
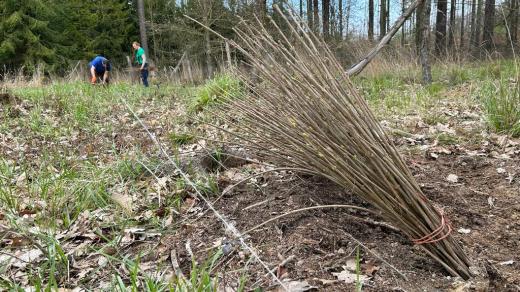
[1,63,520,291]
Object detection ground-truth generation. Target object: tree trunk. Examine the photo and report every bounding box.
[511,0,518,44]
[323,0,330,37]
[483,0,495,51]
[300,0,303,18]
[417,0,432,83]
[339,0,343,38]
[313,0,319,32]
[369,0,375,41]
[386,0,391,32]
[258,0,267,20]
[460,0,465,50]
[137,0,149,56]
[473,0,483,54]
[202,9,213,78]
[470,0,476,47]
[380,0,387,39]
[448,0,456,51]
[346,0,351,38]
[435,0,447,55]
[307,0,313,31]
[401,0,406,46]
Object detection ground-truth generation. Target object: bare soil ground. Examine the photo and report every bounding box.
[161,149,520,291]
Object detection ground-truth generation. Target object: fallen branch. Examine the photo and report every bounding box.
[346,0,421,76]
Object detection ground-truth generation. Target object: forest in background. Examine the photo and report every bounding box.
[1,0,519,76]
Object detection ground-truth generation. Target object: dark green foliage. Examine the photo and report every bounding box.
[0,0,137,74]
[0,0,57,72]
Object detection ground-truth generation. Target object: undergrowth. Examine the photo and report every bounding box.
[190,74,243,112]
[481,79,520,137]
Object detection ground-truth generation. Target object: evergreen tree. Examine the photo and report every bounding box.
[0,0,56,72]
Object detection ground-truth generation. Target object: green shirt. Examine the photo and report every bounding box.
[135,47,145,65]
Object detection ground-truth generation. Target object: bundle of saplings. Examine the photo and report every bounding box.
[214,8,471,279]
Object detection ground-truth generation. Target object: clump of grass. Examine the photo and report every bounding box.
[190,74,243,112]
[481,79,520,137]
[447,67,470,86]
[435,132,459,145]
[169,132,194,146]
[423,111,448,125]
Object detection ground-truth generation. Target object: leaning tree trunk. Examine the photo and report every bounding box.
[417,0,432,83]
[483,0,495,51]
[347,0,421,76]
[137,0,149,56]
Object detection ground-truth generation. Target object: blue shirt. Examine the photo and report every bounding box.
[89,56,111,74]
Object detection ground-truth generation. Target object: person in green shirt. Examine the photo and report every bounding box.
[132,41,149,87]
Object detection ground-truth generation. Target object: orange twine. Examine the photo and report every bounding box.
[412,209,453,245]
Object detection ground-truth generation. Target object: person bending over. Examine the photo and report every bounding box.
[89,56,111,85]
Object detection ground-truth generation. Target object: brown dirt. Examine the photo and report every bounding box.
[157,151,520,291]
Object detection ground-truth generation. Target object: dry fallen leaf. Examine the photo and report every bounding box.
[273,280,316,292]
[332,269,369,285]
[446,174,459,183]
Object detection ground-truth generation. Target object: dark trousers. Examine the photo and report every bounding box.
[140,63,149,87]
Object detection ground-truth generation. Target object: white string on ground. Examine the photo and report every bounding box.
[120,96,288,291]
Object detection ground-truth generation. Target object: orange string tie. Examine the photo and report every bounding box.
[412,209,453,245]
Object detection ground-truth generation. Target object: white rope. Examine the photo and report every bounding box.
[120,96,288,291]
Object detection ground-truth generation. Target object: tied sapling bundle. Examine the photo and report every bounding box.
[201,7,472,279]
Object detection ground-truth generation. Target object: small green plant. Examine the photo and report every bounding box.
[174,249,223,291]
[425,82,445,97]
[169,132,194,146]
[190,74,242,112]
[482,79,520,137]
[435,132,459,145]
